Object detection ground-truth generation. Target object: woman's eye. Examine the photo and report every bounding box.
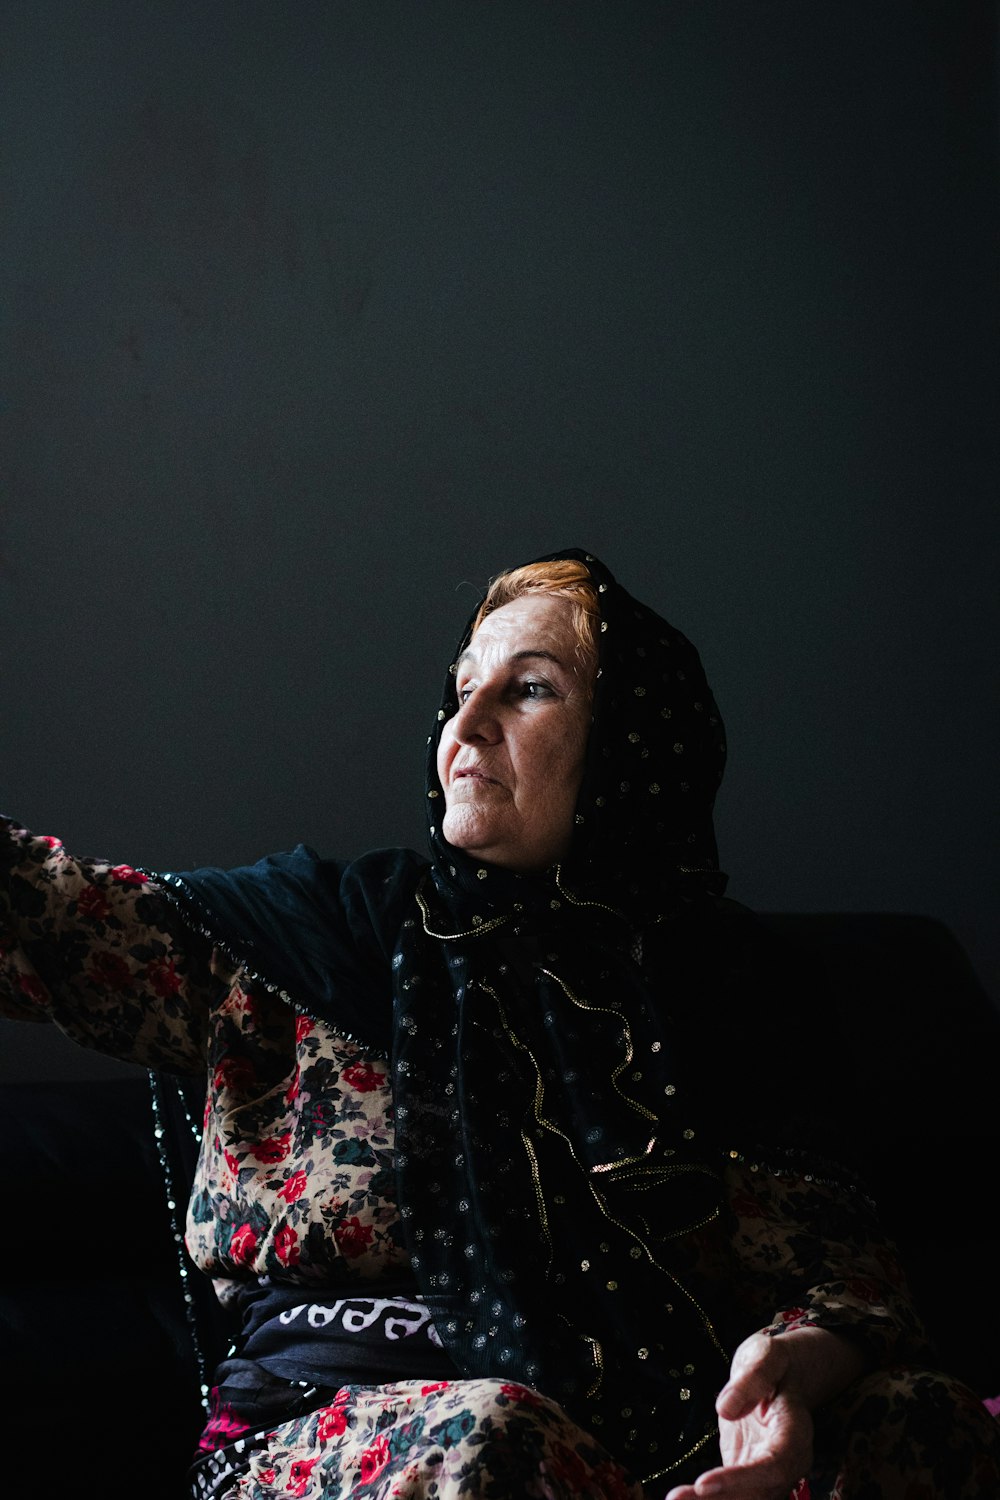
[455,680,553,705]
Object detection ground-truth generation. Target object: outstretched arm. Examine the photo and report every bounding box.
[1,814,217,1072]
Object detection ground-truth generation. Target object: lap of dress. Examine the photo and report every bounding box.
[215,1377,645,1500]
[209,1369,1000,1500]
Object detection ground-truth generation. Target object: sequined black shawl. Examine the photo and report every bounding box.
[391,548,742,1482]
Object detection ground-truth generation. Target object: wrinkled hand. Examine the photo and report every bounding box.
[664,1333,813,1499]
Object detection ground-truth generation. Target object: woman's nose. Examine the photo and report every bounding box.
[452,690,501,744]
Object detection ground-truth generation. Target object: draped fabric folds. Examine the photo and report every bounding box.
[395,548,736,1477]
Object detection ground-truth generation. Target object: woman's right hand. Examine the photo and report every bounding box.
[665,1325,865,1498]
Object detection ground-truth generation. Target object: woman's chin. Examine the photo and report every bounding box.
[441,808,499,860]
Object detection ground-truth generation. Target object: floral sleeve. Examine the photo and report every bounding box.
[720,1151,929,1364]
[1,815,217,1073]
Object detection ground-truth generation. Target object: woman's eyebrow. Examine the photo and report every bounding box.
[454,647,567,673]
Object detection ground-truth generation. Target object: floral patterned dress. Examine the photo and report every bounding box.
[2,818,998,1499]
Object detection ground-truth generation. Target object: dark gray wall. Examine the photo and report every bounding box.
[3,1,998,1079]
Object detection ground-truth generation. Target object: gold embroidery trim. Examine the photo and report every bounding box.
[642,1425,720,1485]
[552,863,627,919]
[481,979,727,1358]
[536,964,657,1124]
[415,885,512,940]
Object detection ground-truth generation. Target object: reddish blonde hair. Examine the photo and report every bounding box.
[471,559,599,673]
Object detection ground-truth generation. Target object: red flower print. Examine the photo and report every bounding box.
[251,1132,292,1164]
[776,1307,810,1330]
[274,1225,300,1266]
[198,1400,252,1451]
[337,1216,374,1259]
[257,1470,276,1487]
[88,951,133,992]
[76,885,110,922]
[278,1169,308,1205]
[286,1457,318,1497]
[359,1435,390,1485]
[341,1061,386,1094]
[40,835,61,849]
[499,1382,544,1407]
[109,862,147,886]
[847,1277,882,1304]
[147,956,181,997]
[420,1381,450,1395]
[229,1223,258,1266]
[295,1015,314,1043]
[223,1149,240,1177]
[213,1056,256,1093]
[17,973,48,1005]
[317,1405,347,1440]
[874,1245,904,1285]
[731,1190,767,1219]
[549,1442,592,1492]
[317,1392,350,1440]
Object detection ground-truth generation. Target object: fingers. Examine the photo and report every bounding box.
[665,1460,801,1498]
[665,1337,810,1498]
[663,1479,780,1498]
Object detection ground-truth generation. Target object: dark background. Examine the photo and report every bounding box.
[2,1,997,1080]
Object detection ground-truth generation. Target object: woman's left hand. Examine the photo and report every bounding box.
[664,1326,865,1498]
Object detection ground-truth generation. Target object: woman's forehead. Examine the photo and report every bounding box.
[459,595,579,666]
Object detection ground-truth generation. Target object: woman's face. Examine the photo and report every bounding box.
[437,594,593,872]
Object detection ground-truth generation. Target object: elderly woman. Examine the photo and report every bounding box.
[2,548,997,1500]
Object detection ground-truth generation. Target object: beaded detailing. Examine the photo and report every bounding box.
[148,1070,211,1412]
[722,1144,876,1209]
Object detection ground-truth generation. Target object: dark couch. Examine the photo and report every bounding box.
[2,912,998,1498]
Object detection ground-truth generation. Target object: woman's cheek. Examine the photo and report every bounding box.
[435,727,455,791]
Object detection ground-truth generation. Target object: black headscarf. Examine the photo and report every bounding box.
[422,546,728,929]
[391,549,741,1484]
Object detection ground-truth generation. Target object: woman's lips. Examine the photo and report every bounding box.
[454,768,498,786]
